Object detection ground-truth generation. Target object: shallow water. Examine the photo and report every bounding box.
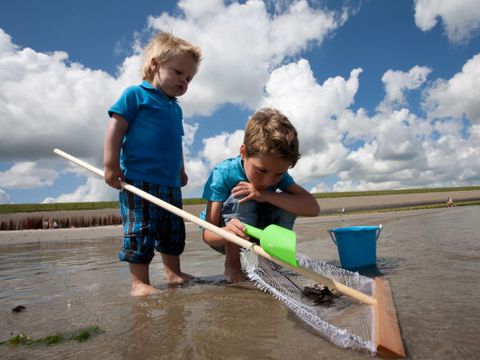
[1,207,479,359]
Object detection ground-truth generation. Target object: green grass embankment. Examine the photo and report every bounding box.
[311,186,480,199]
[1,186,479,215]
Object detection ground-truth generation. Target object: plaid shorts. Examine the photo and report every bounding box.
[119,180,186,263]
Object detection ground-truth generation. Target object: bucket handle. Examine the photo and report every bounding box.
[328,224,383,246]
[376,224,383,241]
[328,228,337,245]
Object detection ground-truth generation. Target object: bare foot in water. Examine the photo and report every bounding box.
[130,283,159,297]
[167,272,195,285]
[224,267,246,283]
[128,263,158,296]
[161,254,195,285]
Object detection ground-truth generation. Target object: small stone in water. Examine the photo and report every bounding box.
[12,305,26,313]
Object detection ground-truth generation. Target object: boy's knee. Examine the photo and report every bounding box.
[221,195,258,226]
[275,209,297,230]
[257,204,296,230]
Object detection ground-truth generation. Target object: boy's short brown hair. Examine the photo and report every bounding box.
[243,108,300,167]
[141,31,202,82]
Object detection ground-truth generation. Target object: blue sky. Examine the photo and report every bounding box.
[1,0,479,204]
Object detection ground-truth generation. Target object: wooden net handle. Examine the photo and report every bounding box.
[53,148,376,305]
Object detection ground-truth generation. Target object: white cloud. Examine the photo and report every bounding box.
[310,182,331,194]
[42,176,117,203]
[0,189,10,204]
[182,158,211,197]
[148,0,345,116]
[201,130,244,167]
[373,109,426,162]
[324,106,480,192]
[414,0,480,43]
[0,27,142,202]
[261,59,361,150]
[0,29,17,56]
[183,122,199,159]
[0,43,120,162]
[290,143,350,185]
[0,162,58,189]
[331,110,480,191]
[423,53,480,123]
[264,57,480,192]
[379,65,431,108]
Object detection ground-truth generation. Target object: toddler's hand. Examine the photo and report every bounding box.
[231,181,263,203]
[180,171,188,187]
[224,218,249,239]
[104,166,124,189]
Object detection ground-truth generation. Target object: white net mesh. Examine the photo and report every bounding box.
[241,249,376,354]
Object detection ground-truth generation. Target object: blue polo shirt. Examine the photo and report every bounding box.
[109,81,184,187]
[202,156,295,202]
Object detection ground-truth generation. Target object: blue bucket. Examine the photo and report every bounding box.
[328,225,382,269]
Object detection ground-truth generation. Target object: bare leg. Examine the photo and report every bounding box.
[129,263,158,296]
[161,254,195,285]
[224,242,246,283]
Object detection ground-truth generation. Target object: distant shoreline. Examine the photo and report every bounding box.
[1,189,479,232]
[310,188,480,213]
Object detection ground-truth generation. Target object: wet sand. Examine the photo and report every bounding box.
[1,206,480,359]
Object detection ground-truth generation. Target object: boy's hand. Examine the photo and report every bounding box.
[104,165,124,189]
[224,218,249,239]
[231,181,263,203]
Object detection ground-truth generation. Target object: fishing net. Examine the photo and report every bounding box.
[241,249,376,354]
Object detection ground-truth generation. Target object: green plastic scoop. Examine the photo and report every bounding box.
[243,223,298,267]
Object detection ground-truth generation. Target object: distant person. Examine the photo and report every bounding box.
[447,197,454,208]
[201,108,320,283]
[51,220,59,229]
[104,32,202,296]
[42,217,50,230]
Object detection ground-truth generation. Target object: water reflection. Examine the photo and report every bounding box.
[1,207,479,359]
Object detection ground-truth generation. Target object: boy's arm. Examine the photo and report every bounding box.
[263,183,320,216]
[232,182,320,217]
[203,201,248,246]
[103,114,128,189]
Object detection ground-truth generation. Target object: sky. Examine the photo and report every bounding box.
[0,0,479,204]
